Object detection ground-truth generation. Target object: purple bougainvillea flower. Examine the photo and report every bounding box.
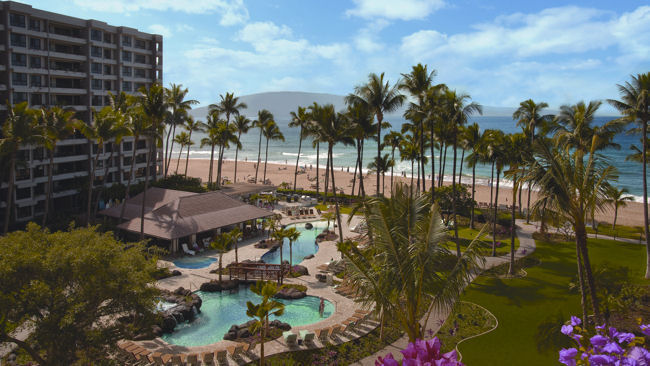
[616,332,636,344]
[570,316,582,326]
[376,353,400,366]
[588,354,618,365]
[603,341,624,355]
[628,346,650,365]
[559,348,578,366]
[640,325,650,337]
[590,335,609,347]
[562,324,574,336]
[609,327,619,338]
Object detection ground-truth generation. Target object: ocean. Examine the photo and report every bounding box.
[176,116,646,202]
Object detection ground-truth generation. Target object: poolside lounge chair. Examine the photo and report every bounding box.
[342,318,358,334]
[329,325,344,338]
[151,353,171,365]
[170,354,183,365]
[300,330,316,344]
[228,343,244,358]
[182,243,195,256]
[315,328,331,343]
[283,331,298,347]
[186,354,199,366]
[201,352,214,365]
[215,349,228,364]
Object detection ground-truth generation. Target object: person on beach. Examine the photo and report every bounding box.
[319,297,325,317]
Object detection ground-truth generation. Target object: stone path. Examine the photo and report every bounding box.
[352,219,538,365]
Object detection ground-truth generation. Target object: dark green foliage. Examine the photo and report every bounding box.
[433,185,475,217]
[0,223,160,365]
[534,312,574,354]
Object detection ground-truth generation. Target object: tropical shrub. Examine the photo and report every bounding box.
[375,337,463,365]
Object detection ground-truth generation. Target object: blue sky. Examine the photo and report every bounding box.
[22,0,650,112]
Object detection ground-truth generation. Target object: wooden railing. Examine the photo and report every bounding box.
[228,262,290,284]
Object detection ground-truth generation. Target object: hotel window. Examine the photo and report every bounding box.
[10,33,27,47]
[29,56,41,69]
[104,80,112,90]
[91,29,103,42]
[92,95,103,106]
[91,46,102,58]
[29,38,41,50]
[11,53,27,67]
[30,75,41,87]
[103,65,112,75]
[13,92,28,103]
[12,73,27,86]
[103,48,112,59]
[121,50,131,62]
[122,81,132,91]
[9,13,26,28]
[31,93,42,105]
[28,18,40,31]
[122,35,131,46]
[91,62,102,74]
[91,79,102,90]
[135,39,146,49]
[134,82,145,90]
[134,54,146,64]
[122,66,132,76]
[134,68,145,78]
[103,33,112,43]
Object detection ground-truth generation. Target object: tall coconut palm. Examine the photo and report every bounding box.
[183,116,205,176]
[119,111,149,223]
[285,226,301,268]
[231,115,250,182]
[605,186,633,231]
[487,129,505,256]
[346,102,376,197]
[399,134,419,188]
[38,106,76,226]
[513,100,551,223]
[95,110,130,220]
[137,84,167,240]
[346,72,405,196]
[608,73,650,278]
[246,281,285,366]
[200,128,219,187]
[173,132,191,174]
[338,183,483,341]
[1,102,38,233]
[230,227,242,263]
[289,106,310,192]
[254,110,273,183]
[503,133,528,275]
[214,120,240,188]
[203,111,222,186]
[261,121,284,184]
[307,103,322,197]
[211,232,234,283]
[368,153,392,196]
[163,84,198,177]
[383,131,402,196]
[422,84,448,199]
[464,123,482,229]
[443,90,482,257]
[209,92,247,127]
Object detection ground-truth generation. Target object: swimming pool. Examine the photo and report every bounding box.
[161,287,334,347]
[261,221,327,265]
[173,256,217,269]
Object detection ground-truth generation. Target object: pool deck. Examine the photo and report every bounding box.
[129,213,374,364]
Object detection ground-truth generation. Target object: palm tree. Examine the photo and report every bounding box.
[0,102,38,233]
[368,153,392,195]
[338,183,483,341]
[201,128,219,186]
[464,123,482,229]
[513,99,551,223]
[383,131,402,196]
[37,106,76,226]
[119,111,149,223]
[183,116,204,176]
[346,102,376,197]
[254,110,273,183]
[285,226,301,268]
[173,132,191,174]
[230,227,242,263]
[289,106,309,192]
[605,187,633,230]
[262,121,284,183]
[95,110,130,220]
[209,92,247,127]
[137,84,167,240]
[246,281,285,366]
[272,228,288,281]
[608,73,650,278]
[399,134,419,188]
[346,72,406,196]
[214,120,240,188]
[211,232,234,282]
[322,211,335,231]
[164,84,198,177]
[231,115,251,182]
[487,129,505,256]
[503,133,528,275]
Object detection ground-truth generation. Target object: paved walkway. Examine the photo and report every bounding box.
[352,219,538,365]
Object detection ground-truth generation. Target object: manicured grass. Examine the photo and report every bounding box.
[586,224,645,241]
[437,301,497,353]
[442,226,519,256]
[458,237,648,365]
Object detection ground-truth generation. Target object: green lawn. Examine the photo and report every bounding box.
[586,224,645,241]
[458,237,648,365]
[442,226,519,257]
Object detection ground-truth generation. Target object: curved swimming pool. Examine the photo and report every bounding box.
[161,286,334,347]
[173,256,217,269]
[261,221,327,265]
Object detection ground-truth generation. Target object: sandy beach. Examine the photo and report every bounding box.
[169,158,648,228]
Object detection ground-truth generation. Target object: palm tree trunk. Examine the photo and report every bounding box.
[613,205,618,230]
[459,149,465,186]
[491,168,500,256]
[351,149,359,197]
[441,144,448,187]
[490,161,495,206]
[289,241,293,268]
[329,147,344,244]
[390,147,395,196]
[324,152,330,203]
[359,143,366,197]
[3,151,16,234]
[163,124,172,177]
[508,174,517,275]
[87,143,101,226]
[233,131,241,182]
[293,127,303,192]
[208,144,215,186]
[120,135,139,222]
[430,122,436,202]
[175,144,183,173]
[140,138,152,240]
[184,131,192,176]
[216,144,224,188]
[255,129,262,183]
[316,143,320,197]
[165,124,177,177]
[518,172,523,215]
[263,137,269,182]
[576,240,589,326]
[576,223,601,322]
[452,132,460,258]
[643,118,650,279]
[94,144,116,220]
[470,164,476,229]
[421,124,426,193]
[43,148,55,227]
[410,160,414,187]
[376,115,382,196]
[382,172,385,195]
[438,141,444,187]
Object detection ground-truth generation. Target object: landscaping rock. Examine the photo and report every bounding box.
[274,287,306,300]
[316,274,327,282]
[151,325,163,337]
[270,320,292,331]
[161,315,177,333]
[171,270,182,276]
[173,287,191,297]
[236,328,252,338]
[304,254,315,260]
[199,279,239,292]
[171,310,185,324]
[292,265,309,276]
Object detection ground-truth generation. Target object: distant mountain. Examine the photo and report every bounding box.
[189,91,574,123]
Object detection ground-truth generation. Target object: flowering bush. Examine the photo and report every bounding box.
[559,315,650,365]
[375,337,464,366]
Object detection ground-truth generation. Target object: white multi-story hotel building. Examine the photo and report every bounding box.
[0,1,163,226]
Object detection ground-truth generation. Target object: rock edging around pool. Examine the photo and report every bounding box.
[158,287,203,335]
[223,319,292,341]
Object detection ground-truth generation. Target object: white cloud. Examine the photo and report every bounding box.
[354,19,389,53]
[346,0,445,20]
[148,24,172,38]
[72,0,249,25]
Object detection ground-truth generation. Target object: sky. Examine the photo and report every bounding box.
[21,0,650,112]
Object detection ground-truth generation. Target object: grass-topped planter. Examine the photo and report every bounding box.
[436,301,498,354]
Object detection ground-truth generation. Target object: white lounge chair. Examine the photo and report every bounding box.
[283,331,298,346]
[182,243,195,256]
[215,349,227,363]
[192,242,204,253]
[300,330,315,344]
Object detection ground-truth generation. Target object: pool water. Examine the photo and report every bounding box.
[173,256,217,269]
[161,287,334,347]
[261,221,327,265]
